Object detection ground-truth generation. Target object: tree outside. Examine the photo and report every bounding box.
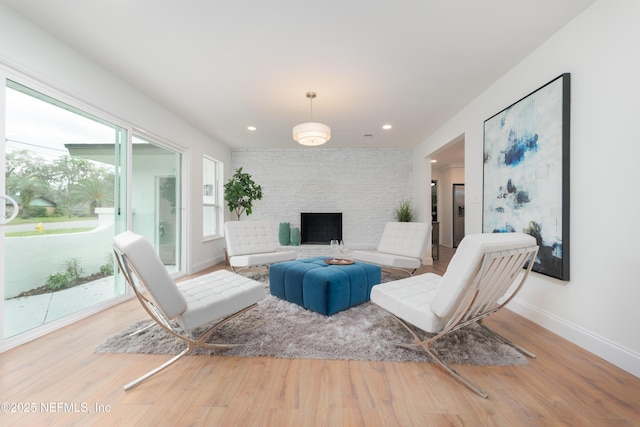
[5,150,114,221]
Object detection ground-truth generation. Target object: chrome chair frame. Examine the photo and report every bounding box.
[381,245,538,398]
[113,246,258,391]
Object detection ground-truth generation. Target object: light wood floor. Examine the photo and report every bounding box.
[2,247,639,426]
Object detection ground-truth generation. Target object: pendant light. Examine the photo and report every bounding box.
[293,91,331,146]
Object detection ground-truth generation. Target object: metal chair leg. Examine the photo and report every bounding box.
[424,347,489,399]
[391,315,514,399]
[122,304,257,391]
[478,322,536,359]
[397,342,489,399]
[124,347,191,391]
[127,322,156,337]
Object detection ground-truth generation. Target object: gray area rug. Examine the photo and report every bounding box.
[96,273,526,366]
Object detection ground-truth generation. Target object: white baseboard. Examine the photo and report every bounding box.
[190,255,226,275]
[508,298,640,378]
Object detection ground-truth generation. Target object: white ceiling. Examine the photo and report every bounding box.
[1,0,595,151]
[430,135,465,171]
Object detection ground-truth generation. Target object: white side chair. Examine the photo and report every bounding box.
[113,231,265,391]
[370,232,539,398]
[351,222,431,276]
[224,220,296,272]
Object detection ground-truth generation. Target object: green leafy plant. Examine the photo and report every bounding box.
[46,272,68,291]
[394,199,415,222]
[223,167,263,220]
[64,258,84,284]
[100,260,114,276]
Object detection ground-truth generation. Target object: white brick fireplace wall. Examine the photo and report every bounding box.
[230,148,413,250]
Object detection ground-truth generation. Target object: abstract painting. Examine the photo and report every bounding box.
[483,73,570,280]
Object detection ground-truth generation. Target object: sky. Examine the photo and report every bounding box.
[5,85,118,162]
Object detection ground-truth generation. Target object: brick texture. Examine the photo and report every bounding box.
[230,149,413,249]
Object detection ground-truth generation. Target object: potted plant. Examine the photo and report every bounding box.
[394,199,415,222]
[223,167,263,220]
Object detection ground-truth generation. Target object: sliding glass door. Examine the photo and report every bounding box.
[130,134,182,273]
[1,80,128,343]
[1,71,186,350]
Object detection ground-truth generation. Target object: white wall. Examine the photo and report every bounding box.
[3,1,638,376]
[230,149,416,250]
[0,5,231,274]
[5,223,113,298]
[413,0,640,376]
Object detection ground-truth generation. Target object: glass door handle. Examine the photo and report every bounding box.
[1,194,19,225]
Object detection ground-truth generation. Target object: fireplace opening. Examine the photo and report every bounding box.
[301,212,342,245]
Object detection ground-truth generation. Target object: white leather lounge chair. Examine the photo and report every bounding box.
[370,232,539,398]
[113,231,265,390]
[351,222,431,276]
[224,220,296,272]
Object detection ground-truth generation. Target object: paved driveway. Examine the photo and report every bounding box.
[4,219,98,232]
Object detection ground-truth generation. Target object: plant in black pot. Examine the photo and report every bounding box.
[224,167,263,220]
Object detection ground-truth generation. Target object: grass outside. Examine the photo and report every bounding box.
[8,216,97,225]
[6,227,95,237]
[5,216,98,237]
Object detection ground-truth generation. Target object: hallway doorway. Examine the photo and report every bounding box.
[428,134,465,248]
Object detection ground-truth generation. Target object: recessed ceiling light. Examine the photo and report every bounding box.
[382,124,392,130]
[431,159,438,163]
[247,126,257,131]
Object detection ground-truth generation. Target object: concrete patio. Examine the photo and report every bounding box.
[4,276,119,338]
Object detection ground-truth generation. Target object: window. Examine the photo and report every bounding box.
[2,77,187,351]
[203,156,222,239]
[3,79,127,342]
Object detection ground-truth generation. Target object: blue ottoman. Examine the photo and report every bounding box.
[269,256,382,315]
